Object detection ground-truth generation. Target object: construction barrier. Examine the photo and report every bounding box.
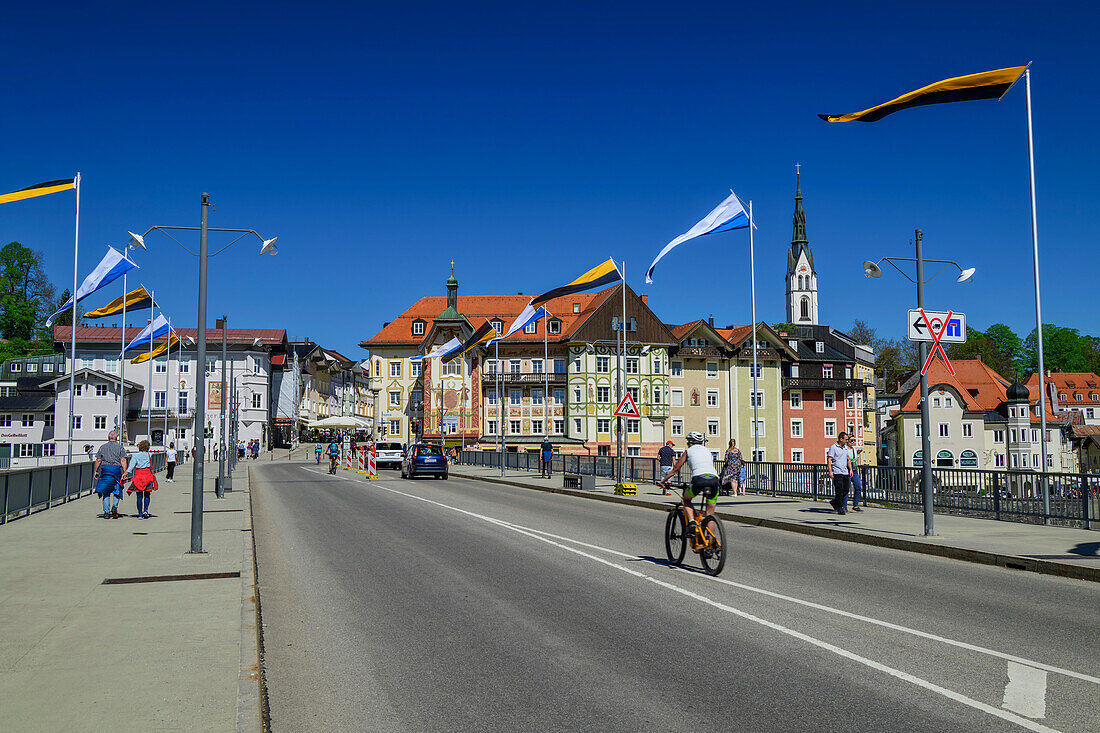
[614,482,638,496]
[343,447,352,470]
[366,447,378,479]
[356,447,366,473]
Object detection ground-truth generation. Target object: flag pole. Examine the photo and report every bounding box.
[66,173,80,467]
[119,273,127,444]
[1024,68,1050,520]
[544,305,549,444]
[164,317,171,445]
[619,260,626,483]
[497,339,504,476]
[148,290,155,444]
[749,201,760,464]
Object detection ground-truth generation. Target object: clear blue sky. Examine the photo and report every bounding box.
[1,1,1095,357]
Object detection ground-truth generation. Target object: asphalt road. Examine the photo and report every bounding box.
[251,462,1100,733]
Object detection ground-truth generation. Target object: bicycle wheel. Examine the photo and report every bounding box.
[698,515,726,576]
[664,508,688,565]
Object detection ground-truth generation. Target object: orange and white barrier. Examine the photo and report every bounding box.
[343,447,352,470]
[367,443,378,479]
[356,447,366,473]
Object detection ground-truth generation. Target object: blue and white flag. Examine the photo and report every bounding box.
[489,304,546,345]
[122,314,171,354]
[645,191,751,284]
[46,246,139,326]
[411,337,461,361]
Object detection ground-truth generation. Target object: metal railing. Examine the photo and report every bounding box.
[2,451,168,525]
[458,452,1100,529]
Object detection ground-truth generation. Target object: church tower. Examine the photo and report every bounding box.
[785,166,819,325]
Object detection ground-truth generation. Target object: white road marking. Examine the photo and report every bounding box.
[1003,662,1048,719]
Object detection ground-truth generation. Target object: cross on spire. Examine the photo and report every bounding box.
[450,259,455,275]
[795,162,801,176]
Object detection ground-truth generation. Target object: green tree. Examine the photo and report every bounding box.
[946,324,1021,380]
[1022,325,1088,375]
[847,319,880,350]
[0,242,56,340]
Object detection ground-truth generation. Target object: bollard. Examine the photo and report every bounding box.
[1082,472,1090,530]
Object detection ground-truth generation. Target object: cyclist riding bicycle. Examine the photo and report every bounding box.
[328,441,340,468]
[314,443,323,463]
[659,432,720,530]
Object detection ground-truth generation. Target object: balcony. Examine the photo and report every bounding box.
[481,372,568,385]
[677,345,724,358]
[783,377,864,392]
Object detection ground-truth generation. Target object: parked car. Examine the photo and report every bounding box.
[401,443,448,480]
[374,442,404,470]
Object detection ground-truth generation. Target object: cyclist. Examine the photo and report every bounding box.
[327,440,341,472]
[659,432,720,530]
[314,443,323,464]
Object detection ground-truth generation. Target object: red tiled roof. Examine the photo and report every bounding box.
[900,359,1008,412]
[54,326,286,346]
[1026,372,1100,405]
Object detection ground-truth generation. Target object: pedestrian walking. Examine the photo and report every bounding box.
[127,440,159,519]
[238,439,246,460]
[213,443,220,461]
[539,436,553,478]
[827,431,853,516]
[720,438,743,496]
[92,430,128,519]
[848,434,864,512]
[657,440,676,495]
[165,442,177,482]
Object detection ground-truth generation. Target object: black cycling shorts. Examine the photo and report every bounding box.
[686,475,720,504]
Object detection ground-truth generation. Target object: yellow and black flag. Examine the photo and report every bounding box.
[819,66,1027,123]
[0,177,77,205]
[83,286,156,319]
[530,258,622,308]
[130,333,179,364]
[441,321,499,364]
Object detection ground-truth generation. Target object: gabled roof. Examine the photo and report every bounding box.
[1026,371,1100,405]
[41,368,143,393]
[54,326,286,347]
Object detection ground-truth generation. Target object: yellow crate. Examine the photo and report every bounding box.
[614,482,637,496]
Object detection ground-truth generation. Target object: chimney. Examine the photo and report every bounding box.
[708,316,714,327]
[641,295,648,306]
[976,353,982,362]
[304,337,310,344]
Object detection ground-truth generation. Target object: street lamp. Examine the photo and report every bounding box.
[130,193,277,554]
[863,228,974,537]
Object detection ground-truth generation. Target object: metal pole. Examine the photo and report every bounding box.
[218,316,227,494]
[1025,69,1051,520]
[497,339,504,476]
[915,229,935,536]
[618,261,625,482]
[189,193,210,554]
[164,317,171,446]
[147,289,154,444]
[66,172,80,467]
[544,306,549,443]
[749,201,760,463]
[119,273,126,444]
[226,355,235,490]
[174,334,180,449]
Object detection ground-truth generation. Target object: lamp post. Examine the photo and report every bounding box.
[216,316,228,497]
[129,195,277,554]
[863,229,974,536]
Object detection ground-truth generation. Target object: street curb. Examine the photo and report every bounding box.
[450,470,1100,584]
[237,467,266,733]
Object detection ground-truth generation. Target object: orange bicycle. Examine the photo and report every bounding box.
[664,481,727,575]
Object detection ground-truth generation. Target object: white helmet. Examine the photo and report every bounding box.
[686,431,705,445]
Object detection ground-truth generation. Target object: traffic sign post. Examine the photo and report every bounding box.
[613,393,640,419]
[908,308,964,377]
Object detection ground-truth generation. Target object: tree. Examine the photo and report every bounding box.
[946,325,1021,380]
[1022,325,1088,376]
[0,242,56,340]
[771,322,799,335]
[847,319,880,350]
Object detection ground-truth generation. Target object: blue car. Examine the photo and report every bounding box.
[400,443,449,480]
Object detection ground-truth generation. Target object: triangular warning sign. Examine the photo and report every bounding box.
[614,392,641,418]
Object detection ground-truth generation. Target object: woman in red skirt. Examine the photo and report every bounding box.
[127,440,159,519]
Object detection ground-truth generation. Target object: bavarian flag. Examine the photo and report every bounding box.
[131,332,179,364]
[819,66,1027,123]
[530,258,621,308]
[84,286,156,319]
[441,321,499,364]
[0,177,77,205]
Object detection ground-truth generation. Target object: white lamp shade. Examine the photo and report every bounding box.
[128,231,146,250]
[957,267,976,283]
[862,260,882,278]
[260,237,278,255]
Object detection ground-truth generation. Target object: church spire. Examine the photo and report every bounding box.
[792,163,808,246]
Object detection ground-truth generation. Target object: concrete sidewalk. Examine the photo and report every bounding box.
[449,464,1100,582]
[0,452,281,733]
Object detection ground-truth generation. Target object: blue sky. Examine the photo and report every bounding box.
[1,1,1096,357]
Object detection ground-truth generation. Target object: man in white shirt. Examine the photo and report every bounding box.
[826,432,853,516]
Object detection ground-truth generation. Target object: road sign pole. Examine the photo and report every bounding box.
[915,229,935,536]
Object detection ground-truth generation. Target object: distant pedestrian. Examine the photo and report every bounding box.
[540,436,553,478]
[165,442,177,482]
[127,440,158,519]
[238,440,246,460]
[720,438,744,497]
[93,430,128,519]
[658,440,676,495]
[827,431,853,516]
[847,434,864,512]
[252,440,260,459]
[214,444,220,461]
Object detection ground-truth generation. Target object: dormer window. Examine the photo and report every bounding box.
[1059,393,1067,401]
[491,319,504,333]
[524,321,537,334]
[788,340,797,351]
[1074,393,1082,401]
[573,303,580,314]
[548,319,561,335]
[815,341,824,354]
[411,319,425,336]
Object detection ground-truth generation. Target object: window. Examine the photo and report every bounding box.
[706,362,718,379]
[9,363,20,372]
[42,443,56,456]
[554,359,566,374]
[823,365,833,379]
[790,419,802,438]
[1087,408,1095,419]
[790,390,802,409]
[815,341,824,354]
[791,449,804,463]
[1019,428,1028,444]
[21,414,33,427]
[485,359,497,374]
[933,396,941,408]
[43,363,54,373]
[671,418,683,436]
[510,360,522,374]
[552,388,564,406]
[510,389,521,406]
[628,418,641,434]
[553,419,564,435]
[207,359,218,374]
[790,363,799,378]
[105,358,119,374]
[572,303,581,314]
[845,393,855,409]
[71,415,81,430]
[1011,428,1018,443]
[412,320,424,335]
[706,389,719,408]
[938,423,950,438]
[627,447,640,457]
[491,319,504,333]
[706,419,719,436]
[596,356,609,373]
[178,359,189,374]
[18,443,33,457]
[1031,429,1039,443]
[573,418,582,434]
[252,394,262,409]
[443,360,461,376]
[154,391,166,409]
[389,361,401,378]
[531,359,543,374]
[573,387,582,403]
[845,366,852,379]
[597,418,611,433]
[824,391,835,409]
[652,356,662,374]
[825,419,836,438]
[945,395,953,408]
[671,389,683,407]
[44,413,54,427]
[411,362,422,377]
[626,358,639,374]
[596,386,610,403]
[670,361,682,377]
[752,419,765,437]
[81,356,94,369]
[389,391,401,407]
[750,391,764,408]
[95,384,108,397]
[548,319,561,335]
[653,386,663,404]
[532,389,544,405]
[178,392,189,412]
[524,321,537,334]
[532,419,543,435]
[994,429,1005,443]
[94,415,107,430]
[962,422,973,438]
[914,423,922,437]
[752,448,766,462]
[1059,393,1067,401]
[573,356,582,371]
[155,358,167,374]
[486,389,497,405]
[389,419,401,436]
[1021,453,1029,468]
[487,420,498,435]
[994,453,1005,467]
[374,361,381,377]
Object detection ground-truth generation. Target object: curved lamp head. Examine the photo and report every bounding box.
[127,231,146,251]
[184,336,196,346]
[260,237,278,256]
[862,260,883,278]
[956,267,976,283]
[252,337,263,347]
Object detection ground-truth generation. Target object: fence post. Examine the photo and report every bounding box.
[2,474,8,524]
[812,464,818,501]
[770,462,777,497]
[992,473,1001,521]
[1082,472,1090,530]
[46,466,53,508]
